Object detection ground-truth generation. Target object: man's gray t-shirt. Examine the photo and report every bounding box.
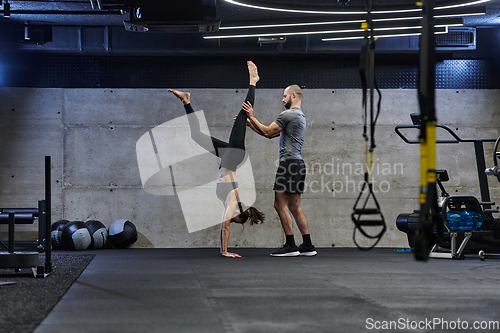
[274,107,306,162]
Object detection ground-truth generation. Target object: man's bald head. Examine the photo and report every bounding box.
[285,85,303,100]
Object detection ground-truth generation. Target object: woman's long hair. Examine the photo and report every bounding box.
[236,206,265,225]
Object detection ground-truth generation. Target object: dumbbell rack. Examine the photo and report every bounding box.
[0,156,52,278]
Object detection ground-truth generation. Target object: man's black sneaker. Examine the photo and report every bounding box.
[270,244,300,257]
[298,244,317,257]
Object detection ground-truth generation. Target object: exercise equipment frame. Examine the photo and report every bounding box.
[0,156,52,278]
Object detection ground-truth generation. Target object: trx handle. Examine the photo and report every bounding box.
[353,208,379,215]
[351,181,387,250]
[355,220,385,226]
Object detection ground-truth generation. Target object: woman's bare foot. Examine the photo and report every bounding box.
[247,61,259,86]
[168,89,190,105]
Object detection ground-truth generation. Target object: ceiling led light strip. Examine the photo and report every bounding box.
[206,24,460,40]
[209,1,479,41]
[224,0,370,14]
[223,0,490,15]
[204,29,364,39]
[219,19,367,30]
[323,31,448,42]
[216,8,483,32]
[322,26,450,38]
[205,18,462,39]
[435,0,490,10]
[219,17,424,31]
[326,33,421,41]
[322,27,448,41]
[218,5,484,30]
[219,12,479,31]
[435,12,485,18]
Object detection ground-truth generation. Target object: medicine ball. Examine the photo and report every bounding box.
[51,220,69,250]
[85,220,108,249]
[61,221,93,251]
[108,219,138,249]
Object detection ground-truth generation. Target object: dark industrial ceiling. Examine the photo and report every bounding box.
[0,0,499,26]
[1,1,499,88]
[216,0,500,27]
[0,0,499,54]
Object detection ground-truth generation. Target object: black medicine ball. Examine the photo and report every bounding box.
[85,220,108,249]
[108,219,138,249]
[61,221,93,251]
[51,220,69,250]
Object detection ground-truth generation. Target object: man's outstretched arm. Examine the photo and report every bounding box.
[242,101,282,139]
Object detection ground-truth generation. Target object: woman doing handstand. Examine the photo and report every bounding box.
[168,61,264,258]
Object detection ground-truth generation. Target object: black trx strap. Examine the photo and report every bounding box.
[351,0,386,251]
[414,0,443,261]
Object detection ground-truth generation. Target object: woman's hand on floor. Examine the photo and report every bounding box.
[222,252,242,258]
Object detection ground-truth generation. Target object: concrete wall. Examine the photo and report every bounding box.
[1,88,499,248]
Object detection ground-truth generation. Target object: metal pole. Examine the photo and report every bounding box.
[38,200,44,250]
[45,156,52,274]
[8,212,15,253]
[474,141,491,207]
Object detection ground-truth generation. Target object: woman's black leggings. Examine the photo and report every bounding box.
[183,85,255,171]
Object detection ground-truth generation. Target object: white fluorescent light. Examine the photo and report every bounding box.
[220,20,367,30]
[217,4,483,31]
[435,11,485,18]
[224,0,367,14]
[219,15,468,31]
[323,33,420,41]
[204,28,365,39]
[377,25,425,31]
[224,0,490,15]
[323,30,448,42]
[223,0,420,15]
[435,0,490,10]
[219,18,421,31]
[373,9,423,15]
[436,23,463,28]
[205,22,461,40]
[372,16,421,23]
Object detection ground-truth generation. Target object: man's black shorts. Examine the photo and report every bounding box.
[273,159,306,194]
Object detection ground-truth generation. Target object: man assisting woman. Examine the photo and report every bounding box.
[242,84,317,257]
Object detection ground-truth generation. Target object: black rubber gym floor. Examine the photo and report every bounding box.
[31,248,500,333]
[0,254,95,333]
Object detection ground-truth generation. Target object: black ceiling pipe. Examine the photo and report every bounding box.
[0,10,125,15]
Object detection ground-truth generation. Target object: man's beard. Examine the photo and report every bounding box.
[284,99,292,109]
